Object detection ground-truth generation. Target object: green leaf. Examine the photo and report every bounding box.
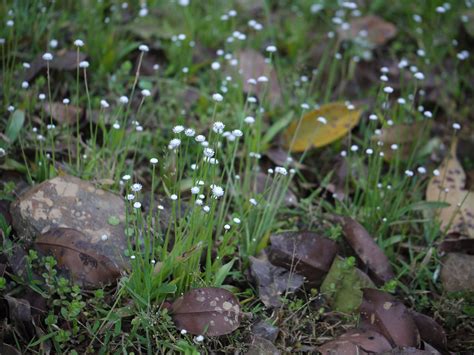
[214,259,235,287]
[5,110,25,144]
[262,112,293,147]
[321,256,375,313]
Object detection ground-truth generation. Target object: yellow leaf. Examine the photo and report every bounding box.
[426,139,474,237]
[284,102,362,152]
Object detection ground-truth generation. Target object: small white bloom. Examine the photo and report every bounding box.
[113,121,120,129]
[122,174,131,181]
[212,122,225,134]
[249,198,258,206]
[257,75,268,82]
[350,145,359,152]
[38,93,46,100]
[42,52,53,61]
[126,194,135,200]
[266,45,277,53]
[301,103,310,109]
[131,255,136,260]
[317,116,327,124]
[100,99,110,108]
[184,128,195,137]
[195,135,206,142]
[74,39,84,47]
[191,186,200,194]
[138,44,149,52]
[211,62,221,70]
[150,158,158,164]
[131,183,142,192]
[452,123,461,130]
[173,125,185,134]
[247,96,257,103]
[141,89,151,97]
[195,199,203,206]
[170,194,178,201]
[233,217,241,224]
[405,170,414,177]
[275,166,288,175]
[180,329,188,335]
[224,224,231,230]
[383,86,394,94]
[232,129,243,137]
[6,20,14,27]
[417,166,427,174]
[390,144,398,151]
[49,39,58,48]
[168,138,181,150]
[244,116,255,124]
[21,81,29,89]
[414,72,424,80]
[366,148,374,155]
[133,202,142,209]
[211,185,224,199]
[195,335,204,342]
[212,93,223,102]
[119,96,129,104]
[79,60,89,68]
[369,114,378,121]
[62,98,70,105]
[203,206,210,213]
[7,105,14,112]
[101,234,108,241]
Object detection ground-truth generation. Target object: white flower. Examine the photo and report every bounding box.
[224,224,231,230]
[195,135,206,142]
[232,129,243,137]
[63,98,70,105]
[233,217,241,224]
[100,99,110,108]
[126,194,135,200]
[317,116,327,124]
[212,93,223,102]
[139,7,148,16]
[184,128,195,137]
[133,202,142,209]
[195,335,204,342]
[275,167,287,175]
[170,194,178,201]
[249,198,258,206]
[6,20,14,27]
[180,329,188,335]
[369,114,377,121]
[350,145,359,152]
[38,93,46,100]
[122,174,131,181]
[405,170,414,177]
[173,125,185,134]
[397,98,406,105]
[266,45,277,53]
[424,111,432,118]
[195,199,203,206]
[203,148,214,158]
[247,78,257,85]
[257,76,268,82]
[7,105,14,112]
[211,185,224,199]
[244,116,255,124]
[131,183,142,192]
[79,61,89,68]
[21,81,29,89]
[49,39,58,48]
[131,255,136,260]
[380,75,388,82]
[383,86,394,94]
[211,62,221,70]
[119,96,129,104]
[150,158,158,164]
[452,123,461,130]
[390,144,398,151]
[267,168,274,174]
[101,234,108,241]
[203,206,210,213]
[42,52,53,61]
[301,103,310,109]
[212,122,225,134]
[247,96,257,103]
[138,44,149,52]
[433,169,440,177]
[366,148,373,155]
[74,39,84,47]
[417,166,427,174]
[113,121,120,129]
[168,138,181,149]
[414,72,424,80]
[141,89,151,97]
[0,148,6,157]
[191,186,200,194]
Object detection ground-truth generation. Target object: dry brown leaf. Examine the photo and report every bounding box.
[426,139,474,237]
[319,328,392,354]
[235,49,282,107]
[43,102,83,126]
[338,15,397,46]
[25,50,87,82]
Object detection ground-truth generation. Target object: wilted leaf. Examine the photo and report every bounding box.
[426,139,474,237]
[342,217,395,283]
[235,49,282,107]
[43,102,83,126]
[249,253,304,308]
[440,252,474,293]
[319,328,392,355]
[283,103,362,152]
[268,231,338,285]
[321,256,375,313]
[25,50,87,82]
[409,310,447,352]
[372,121,431,161]
[338,15,397,46]
[3,295,34,338]
[35,228,121,287]
[359,288,419,348]
[171,287,241,336]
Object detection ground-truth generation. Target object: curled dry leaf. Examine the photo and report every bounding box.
[359,288,419,348]
[249,253,304,308]
[426,139,474,237]
[338,15,397,46]
[171,287,241,336]
[372,121,431,161]
[43,102,84,126]
[35,228,121,287]
[342,217,395,283]
[321,256,375,313]
[235,49,282,107]
[409,310,447,352]
[319,328,392,355]
[283,103,362,152]
[25,50,87,82]
[268,231,337,285]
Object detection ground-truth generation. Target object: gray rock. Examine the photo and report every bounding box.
[10,175,128,270]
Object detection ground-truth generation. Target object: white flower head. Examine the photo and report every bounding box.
[383,86,394,94]
[212,93,223,102]
[168,138,181,150]
[150,158,158,164]
[244,116,255,124]
[141,89,151,97]
[42,52,53,61]
[211,62,221,70]
[74,39,84,47]
[21,81,29,89]
[100,99,110,108]
[122,174,131,181]
[266,45,277,53]
[275,166,287,175]
[119,96,129,104]
[203,148,214,158]
[79,60,89,68]
[191,186,200,194]
[212,121,225,134]
[133,202,142,209]
[131,183,142,192]
[173,125,185,134]
[452,123,461,130]
[211,185,224,199]
[138,44,149,52]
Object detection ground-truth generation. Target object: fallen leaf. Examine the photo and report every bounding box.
[268,231,338,286]
[25,50,87,82]
[235,49,282,107]
[251,319,279,342]
[283,103,362,152]
[426,139,474,237]
[35,228,121,287]
[3,295,35,338]
[249,253,304,308]
[359,288,419,348]
[381,348,437,354]
[409,310,447,352]
[372,121,431,161]
[338,15,397,46]
[440,252,474,293]
[171,287,241,336]
[319,328,392,354]
[246,336,280,355]
[321,256,375,313]
[342,217,395,283]
[43,102,83,126]
[438,234,474,255]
